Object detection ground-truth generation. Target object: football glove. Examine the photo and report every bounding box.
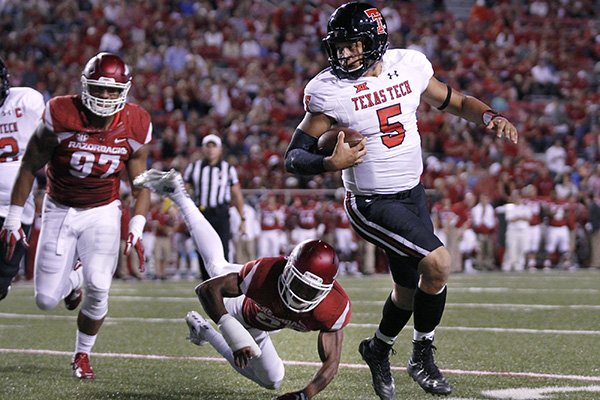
[0,205,28,262]
[124,214,146,272]
[272,390,308,400]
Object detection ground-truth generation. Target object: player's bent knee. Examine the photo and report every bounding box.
[35,294,60,310]
[267,378,284,390]
[255,360,285,390]
[260,371,285,390]
[81,286,109,319]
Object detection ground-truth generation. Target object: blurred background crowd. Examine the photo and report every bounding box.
[2,0,600,280]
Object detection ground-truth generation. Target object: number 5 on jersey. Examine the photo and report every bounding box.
[377,104,406,148]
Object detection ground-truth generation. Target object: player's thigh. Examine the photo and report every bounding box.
[545,228,558,252]
[346,191,441,258]
[557,227,570,252]
[248,330,284,386]
[77,201,121,289]
[34,198,78,297]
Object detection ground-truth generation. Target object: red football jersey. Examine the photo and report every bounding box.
[44,95,152,207]
[238,257,351,333]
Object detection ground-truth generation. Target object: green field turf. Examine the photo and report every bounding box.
[1,270,599,400]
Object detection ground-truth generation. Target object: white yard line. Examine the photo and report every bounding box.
[1,312,599,335]
[1,347,599,382]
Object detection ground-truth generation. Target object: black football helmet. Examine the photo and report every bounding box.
[0,57,9,107]
[323,2,388,80]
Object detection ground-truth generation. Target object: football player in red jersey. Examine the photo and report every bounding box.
[134,169,351,400]
[0,53,152,379]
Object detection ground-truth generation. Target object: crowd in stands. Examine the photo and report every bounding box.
[2,0,599,278]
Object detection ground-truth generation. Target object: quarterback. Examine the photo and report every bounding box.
[0,52,152,379]
[0,57,45,300]
[135,169,351,400]
[284,2,518,399]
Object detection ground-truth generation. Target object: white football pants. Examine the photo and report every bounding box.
[34,195,120,319]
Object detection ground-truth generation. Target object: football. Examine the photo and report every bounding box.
[316,127,364,156]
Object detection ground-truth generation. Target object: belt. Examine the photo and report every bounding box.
[357,188,413,201]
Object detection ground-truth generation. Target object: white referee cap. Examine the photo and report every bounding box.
[202,134,222,147]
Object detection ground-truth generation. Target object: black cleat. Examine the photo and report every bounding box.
[359,337,396,400]
[407,339,453,396]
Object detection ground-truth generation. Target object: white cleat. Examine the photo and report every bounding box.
[133,169,187,198]
[185,311,210,346]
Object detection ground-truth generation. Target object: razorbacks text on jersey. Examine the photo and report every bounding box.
[43,95,152,208]
[0,87,45,224]
[304,48,433,196]
[238,257,351,332]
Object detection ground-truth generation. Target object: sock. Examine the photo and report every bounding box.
[413,286,447,336]
[75,331,97,355]
[413,329,435,341]
[376,293,413,344]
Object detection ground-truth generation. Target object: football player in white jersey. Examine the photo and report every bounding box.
[0,57,45,301]
[284,3,518,399]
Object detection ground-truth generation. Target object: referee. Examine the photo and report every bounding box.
[183,134,246,279]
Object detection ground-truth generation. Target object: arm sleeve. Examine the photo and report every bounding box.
[284,129,327,175]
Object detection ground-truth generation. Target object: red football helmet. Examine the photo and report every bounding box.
[278,239,339,313]
[80,52,131,116]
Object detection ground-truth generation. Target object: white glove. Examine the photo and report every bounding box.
[0,205,28,262]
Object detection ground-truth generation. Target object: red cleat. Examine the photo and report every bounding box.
[72,352,95,379]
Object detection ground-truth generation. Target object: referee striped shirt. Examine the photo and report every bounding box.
[183,160,239,209]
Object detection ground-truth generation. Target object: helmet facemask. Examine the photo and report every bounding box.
[278,259,334,313]
[80,76,131,117]
[324,32,382,80]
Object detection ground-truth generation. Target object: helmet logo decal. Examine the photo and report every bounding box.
[364,8,386,35]
[354,82,369,93]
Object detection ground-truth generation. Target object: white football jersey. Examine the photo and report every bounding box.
[0,87,45,223]
[304,49,433,195]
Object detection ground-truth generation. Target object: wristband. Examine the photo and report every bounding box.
[129,214,146,237]
[482,109,502,125]
[217,314,262,357]
[4,205,24,229]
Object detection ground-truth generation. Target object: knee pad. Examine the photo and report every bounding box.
[35,293,60,310]
[80,283,109,320]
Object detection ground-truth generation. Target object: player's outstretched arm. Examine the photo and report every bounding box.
[422,76,518,144]
[274,330,344,400]
[124,145,151,271]
[196,273,261,368]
